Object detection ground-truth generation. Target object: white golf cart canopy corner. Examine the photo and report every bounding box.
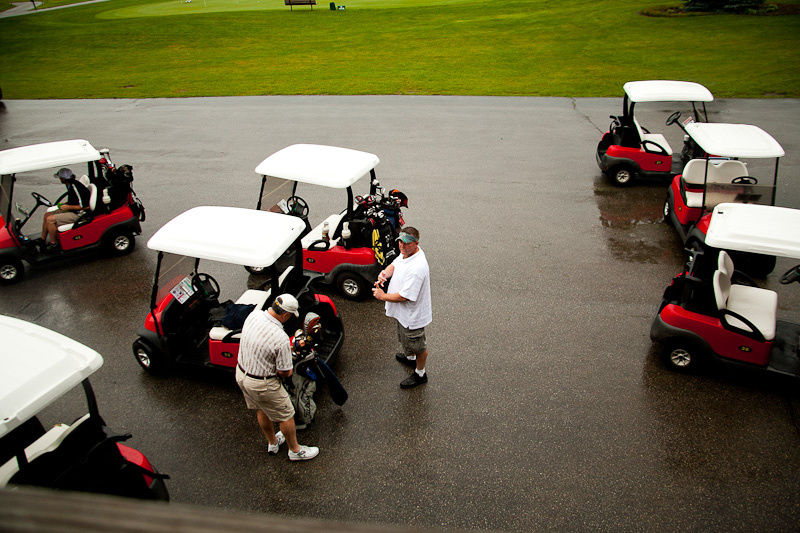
[255,144,380,189]
[706,203,800,259]
[623,80,714,103]
[147,206,305,267]
[684,123,785,159]
[0,315,103,439]
[0,139,103,175]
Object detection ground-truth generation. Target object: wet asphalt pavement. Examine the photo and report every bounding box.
[1,96,799,531]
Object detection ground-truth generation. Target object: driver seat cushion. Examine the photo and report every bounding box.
[209,289,271,341]
[713,267,777,341]
[57,183,98,232]
[633,118,673,155]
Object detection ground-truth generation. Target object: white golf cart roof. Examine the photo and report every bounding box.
[623,80,714,103]
[705,203,800,259]
[685,123,785,159]
[147,206,305,267]
[0,315,103,439]
[255,144,380,189]
[0,139,102,175]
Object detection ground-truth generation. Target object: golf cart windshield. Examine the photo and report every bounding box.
[254,144,381,221]
[623,80,714,123]
[684,123,785,208]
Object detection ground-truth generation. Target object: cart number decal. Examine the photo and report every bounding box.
[738,346,752,352]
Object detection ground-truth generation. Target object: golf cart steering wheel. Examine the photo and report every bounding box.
[31,192,53,207]
[780,265,800,285]
[732,176,758,185]
[191,273,220,301]
[666,111,682,126]
[286,196,309,218]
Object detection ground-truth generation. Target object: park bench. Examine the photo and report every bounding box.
[285,0,316,9]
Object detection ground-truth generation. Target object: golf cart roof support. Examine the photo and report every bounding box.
[0,139,102,175]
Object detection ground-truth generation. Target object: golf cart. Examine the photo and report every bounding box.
[664,122,785,276]
[0,315,168,500]
[650,203,800,377]
[133,206,344,375]
[252,144,408,300]
[0,139,145,284]
[596,80,714,186]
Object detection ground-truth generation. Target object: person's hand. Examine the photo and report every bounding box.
[372,286,386,301]
[375,269,387,288]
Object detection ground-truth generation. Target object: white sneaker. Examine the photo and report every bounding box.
[288,445,319,461]
[268,432,285,455]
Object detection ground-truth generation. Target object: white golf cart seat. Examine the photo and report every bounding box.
[0,414,89,485]
[713,251,777,340]
[302,212,345,249]
[633,118,672,155]
[683,159,750,208]
[208,266,295,341]
[57,183,97,232]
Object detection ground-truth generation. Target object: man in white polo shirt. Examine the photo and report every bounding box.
[373,227,432,389]
[235,294,319,461]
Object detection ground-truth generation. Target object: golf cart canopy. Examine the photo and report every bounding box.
[255,144,380,189]
[147,206,304,267]
[623,80,714,103]
[705,203,800,259]
[0,315,103,438]
[684,123,785,159]
[0,139,102,175]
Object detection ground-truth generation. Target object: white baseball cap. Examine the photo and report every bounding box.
[274,294,300,317]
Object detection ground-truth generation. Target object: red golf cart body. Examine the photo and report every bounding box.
[651,204,800,377]
[253,144,408,300]
[665,123,785,276]
[133,206,344,374]
[596,80,713,186]
[0,316,168,500]
[0,139,144,284]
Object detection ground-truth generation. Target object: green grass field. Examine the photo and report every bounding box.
[0,0,798,98]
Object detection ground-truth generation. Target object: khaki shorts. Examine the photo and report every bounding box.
[397,322,427,357]
[235,366,295,422]
[52,209,80,226]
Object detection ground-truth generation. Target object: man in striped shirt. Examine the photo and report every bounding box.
[235,294,319,461]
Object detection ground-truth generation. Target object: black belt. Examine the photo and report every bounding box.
[237,364,275,380]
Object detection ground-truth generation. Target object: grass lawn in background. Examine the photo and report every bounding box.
[0,0,798,99]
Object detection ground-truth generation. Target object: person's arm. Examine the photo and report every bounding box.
[372,289,408,303]
[375,264,395,287]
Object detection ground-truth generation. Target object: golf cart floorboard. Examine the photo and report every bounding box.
[769,321,800,376]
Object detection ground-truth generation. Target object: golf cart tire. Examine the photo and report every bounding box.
[0,257,24,285]
[106,230,135,256]
[663,197,671,222]
[133,338,170,375]
[245,265,267,275]
[662,340,705,374]
[610,165,635,187]
[336,272,369,301]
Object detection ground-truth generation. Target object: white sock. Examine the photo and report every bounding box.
[415,368,425,377]
[406,355,416,361]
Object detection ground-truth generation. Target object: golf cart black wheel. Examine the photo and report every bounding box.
[663,197,671,222]
[106,230,135,256]
[610,165,634,187]
[0,257,24,285]
[662,340,704,373]
[245,265,267,275]
[336,272,369,301]
[132,339,170,374]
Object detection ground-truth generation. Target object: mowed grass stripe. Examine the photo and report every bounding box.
[0,0,798,98]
